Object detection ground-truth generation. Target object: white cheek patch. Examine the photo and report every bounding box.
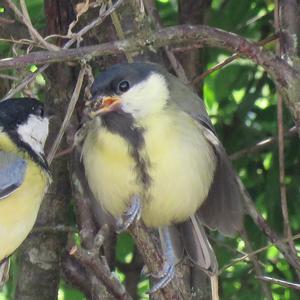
[17,115,49,155]
[120,73,170,118]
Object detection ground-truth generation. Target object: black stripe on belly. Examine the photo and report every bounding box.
[101,111,151,187]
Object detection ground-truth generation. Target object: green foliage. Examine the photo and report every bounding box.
[1,0,300,299]
[58,281,86,300]
[203,1,300,299]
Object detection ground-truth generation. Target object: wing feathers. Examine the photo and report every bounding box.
[0,151,27,199]
[198,128,244,236]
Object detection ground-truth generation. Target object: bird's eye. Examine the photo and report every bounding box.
[34,106,44,117]
[118,80,130,92]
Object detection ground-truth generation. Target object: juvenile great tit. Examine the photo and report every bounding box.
[0,98,50,287]
[82,63,244,290]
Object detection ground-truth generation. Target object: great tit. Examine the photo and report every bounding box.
[0,98,50,287]
[82,63,244,289]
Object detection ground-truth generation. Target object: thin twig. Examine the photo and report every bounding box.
[239,228,273,300]
[193,33,279,84]
[210,275,219,300]
[47,65,86,164]
[230,126,297,160]
[277,93,295,249]
[237,179,300,279]
[0,73,19,80]
[219,232,300,274]
[62,255,104,300]
[70,143,116,299]
[67,0,91,36]
[3,64,49,100]
[63,0,124,49]
[4,0,59,51]
[3,0,123,100]
[0,16,14,25]
[0,37,40,47]
[143,0,188,84]
[70,246,132,300]
[193,53,239,84]
[109,0,133,63]
[275,0,297,257]
[256,276,300,291]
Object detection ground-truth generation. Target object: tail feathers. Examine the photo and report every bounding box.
[181,215,218,275]
[0,258,10,289]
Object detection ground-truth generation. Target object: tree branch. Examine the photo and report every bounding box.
[127,220,190,300]
[0,24,299,119]
[70,246,132,300]
[256,276,300,291]
[238,179,300,279]
[144,0,188,84]
[47,65,86,164]
[239,228,273,300]
[230,126,297,160]
[4,0,59,50]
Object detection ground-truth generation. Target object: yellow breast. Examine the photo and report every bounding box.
[0,133,48,260]
[82,124,140,217]
[83,111,216,228]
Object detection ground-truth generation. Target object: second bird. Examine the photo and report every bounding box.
[0,98,50,287]
[82,62,244,289]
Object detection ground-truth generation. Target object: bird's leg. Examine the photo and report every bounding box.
[116,195,141,233]
[147,226,184,293]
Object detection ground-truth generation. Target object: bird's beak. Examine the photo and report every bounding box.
[88,95,122,117]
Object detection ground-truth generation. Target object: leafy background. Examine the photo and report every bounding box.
[0,0,299,299]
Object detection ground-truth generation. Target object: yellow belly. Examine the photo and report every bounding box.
[0,134,48,259]
[83,112,216,227]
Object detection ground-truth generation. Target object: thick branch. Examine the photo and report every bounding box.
[278,0,300,58]
[127,220,190,300]
[0,25,291,77]
[0,24,299,117]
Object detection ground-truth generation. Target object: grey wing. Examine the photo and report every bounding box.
[0,151,27,199]
[165,71,215,133]
[167,73,244,235]
[197,128,244,236]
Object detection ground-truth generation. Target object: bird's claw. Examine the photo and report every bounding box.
[116,195,141,233]
[148,262,175,294]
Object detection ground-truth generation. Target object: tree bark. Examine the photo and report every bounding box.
[14,1,75,299]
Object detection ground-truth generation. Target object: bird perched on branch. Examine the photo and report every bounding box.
[0,98,50,287]
[82,62,244,292]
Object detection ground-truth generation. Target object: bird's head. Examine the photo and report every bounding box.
[0,98,49,156]
[88,63,170,119]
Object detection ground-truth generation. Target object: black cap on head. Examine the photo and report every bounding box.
[0,98,44,131]
[91,63,161,98]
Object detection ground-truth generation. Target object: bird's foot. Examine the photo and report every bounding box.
[116,195,141,233]
[147,262,175,294]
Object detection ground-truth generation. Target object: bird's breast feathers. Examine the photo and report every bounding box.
[0,133,49,259]
[83,111,216,227]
